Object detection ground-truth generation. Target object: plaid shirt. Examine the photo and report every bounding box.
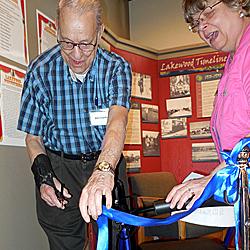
[18,45,131,154]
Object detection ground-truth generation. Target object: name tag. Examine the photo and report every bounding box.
[89,108,109,126]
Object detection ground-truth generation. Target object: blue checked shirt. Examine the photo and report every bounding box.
[18,45,132,154]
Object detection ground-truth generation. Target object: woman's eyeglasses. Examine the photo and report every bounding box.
[189,1,222,33]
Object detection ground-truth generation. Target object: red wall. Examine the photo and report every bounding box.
[111,45,225,183]
[158,73,218,183]
[111,46,161,173]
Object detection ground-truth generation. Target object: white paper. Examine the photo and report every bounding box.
[182,172,204,183]
[36,10,57,55]
[125,102,141,145]
[201,79,219,117]
[175,206,235,227]
[89,108,109,126]
[0,0,29,65]
[0,61,26,146]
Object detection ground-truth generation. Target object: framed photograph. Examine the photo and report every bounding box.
[161,118,187,139]
[131,72,152,100]
[166,97,192,118]
[142,131,160,156]
[192,142,218,162]
[141,104,159,123]
[170,74,190,98]
[196,72,222,118]
[123,150,141,173]
[190,121,211,139]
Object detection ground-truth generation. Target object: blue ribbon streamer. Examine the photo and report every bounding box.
[97,138,250,250]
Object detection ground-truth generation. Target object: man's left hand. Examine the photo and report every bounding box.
[79,170,114,223]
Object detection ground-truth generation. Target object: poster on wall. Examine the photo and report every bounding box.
[0,0,29,65]
[0,61,26,146]
[166,97,192,118]
[123,150,141,173]
[190,121,211,139]
[125,102,141,145]
[170,74,190,98]
[142,130,160,156]
[141,104,158,123]
[161,118,187,139]
[159,52,227,77]
[196,72,222,118]
[192,142,218,162]
[36,10,57,55]
[131,72,152,100]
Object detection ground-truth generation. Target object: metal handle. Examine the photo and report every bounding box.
[238,146,249,250]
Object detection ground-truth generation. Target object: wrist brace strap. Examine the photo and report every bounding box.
[31,154,56,189]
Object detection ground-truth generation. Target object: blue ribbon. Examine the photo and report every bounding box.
[97,138,250,250]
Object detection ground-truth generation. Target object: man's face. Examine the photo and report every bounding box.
[58,8,101,74]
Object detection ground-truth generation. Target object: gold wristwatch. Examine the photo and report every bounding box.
[94,161,115,175]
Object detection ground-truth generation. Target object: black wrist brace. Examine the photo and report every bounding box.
[31,154,56,189]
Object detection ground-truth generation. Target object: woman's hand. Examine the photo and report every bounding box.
[165,175,212,210]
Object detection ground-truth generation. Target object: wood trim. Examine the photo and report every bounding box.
[178,221,186,240]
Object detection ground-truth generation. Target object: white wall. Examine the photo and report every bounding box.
[129,0,204,50]
[0,0,55,249]
[102,0,130,39]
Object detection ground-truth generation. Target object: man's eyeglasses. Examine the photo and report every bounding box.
[189,1,222,33]
[57,36,98,53]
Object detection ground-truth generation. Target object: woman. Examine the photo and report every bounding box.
[166,0,250,210]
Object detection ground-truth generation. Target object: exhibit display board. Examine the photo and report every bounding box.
[111,44,229,180]
[0,0,29,65]
[159,51,228,182]
[111,46,161,173]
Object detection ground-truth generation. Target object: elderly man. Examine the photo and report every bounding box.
[17,0,131,249]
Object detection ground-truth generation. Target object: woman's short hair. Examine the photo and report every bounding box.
[183,0,250,24]
[57,0,103,30]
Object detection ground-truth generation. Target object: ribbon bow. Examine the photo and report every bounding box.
[96,138,250,250]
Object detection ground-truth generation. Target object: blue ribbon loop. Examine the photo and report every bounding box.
[97,138,250,250]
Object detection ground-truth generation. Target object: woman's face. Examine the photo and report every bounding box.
[192,1,247,53]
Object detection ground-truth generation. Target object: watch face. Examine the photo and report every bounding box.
[99,161,111,171]
[95,161,114,175]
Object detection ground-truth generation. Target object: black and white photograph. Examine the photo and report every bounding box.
[161,118,187,139]
[142,130,160,156]
[123,150,141,173]
[131,72,152,100]
[170,74,190,98]
[192,142,218,162]
[141,104,159,123]
[190,121,211,139]
[166,96,192,118]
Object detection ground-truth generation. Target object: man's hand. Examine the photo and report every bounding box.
[40,178,71,209]
[79,171,114,223]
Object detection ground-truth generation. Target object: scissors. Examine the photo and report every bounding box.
[55,183,65,205]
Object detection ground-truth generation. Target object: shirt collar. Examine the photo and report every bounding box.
[69,68,88,83]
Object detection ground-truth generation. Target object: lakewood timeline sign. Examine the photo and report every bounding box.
[159,51,228,77]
